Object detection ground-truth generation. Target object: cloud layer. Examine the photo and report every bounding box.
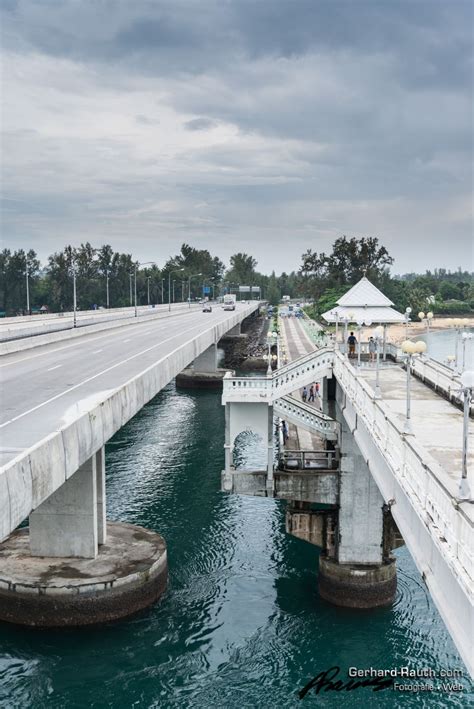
[2,0,473,273]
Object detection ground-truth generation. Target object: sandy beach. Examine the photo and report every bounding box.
[386,316,474,344]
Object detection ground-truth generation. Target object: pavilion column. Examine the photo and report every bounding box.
[383,324,387,361]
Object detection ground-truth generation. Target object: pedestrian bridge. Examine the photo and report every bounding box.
[221,343,473,676]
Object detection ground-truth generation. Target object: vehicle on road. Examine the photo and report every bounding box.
[223,294,236,311]
[202,303,212,312]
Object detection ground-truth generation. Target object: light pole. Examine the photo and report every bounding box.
[264,330,278,375]
[106,269,110,309]
[418,310,434,337]
[129,271,133,307]
[71,264,77,328]
[446,318,464,372]
[357,319,364,367]
[25,260,30,315]
[133,261,157,316]
[188,272,202,308]
[147,276,151,306]
[458,370,473,499]
[404,306,412,339]
[373,326,384,398]
[168,268,184,311]
[161,279,164,304]
[401,340,427,434]
[461,332,473,372]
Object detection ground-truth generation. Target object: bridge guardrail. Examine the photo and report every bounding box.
[274,395,339,440]
[278,449,339,471]
[334,351,473,591]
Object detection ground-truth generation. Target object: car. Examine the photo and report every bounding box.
[202,304,212,312]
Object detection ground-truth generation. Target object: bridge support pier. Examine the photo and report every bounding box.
[176,343,230,389]
[318,409,397,608]
[0,448,168,627]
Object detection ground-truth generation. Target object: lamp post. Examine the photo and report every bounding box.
[404,307,412,339]
[25,260,30,315]
[418,310,434,337]
[373,326,384,398]
[461,332,474,372]
[357,319,364,366]
[445,318,464,372]
[161,279,164,305]
[264,330,278,375]
[168,268,184,311]
[70,264,77,328]
[458,370,474,500]
[147,276,151,306]
[401,340,427,434]
[188,272,202,308]
[133,261,157,316]
[106,269,110,309]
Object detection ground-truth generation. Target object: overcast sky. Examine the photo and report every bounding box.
[1,0,473,275]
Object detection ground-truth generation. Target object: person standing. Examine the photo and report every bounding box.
[302,386,307,402]
[368,336,377,363]
[347,331,357,358]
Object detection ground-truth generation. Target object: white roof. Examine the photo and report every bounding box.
[337,277,394,307]
[321,305,405,324]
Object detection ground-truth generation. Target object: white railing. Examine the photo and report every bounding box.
[334,351,473,590]
[274,396,339,440]
[409,355,470,409]
[222,346,335,403]
[278,449,339,471]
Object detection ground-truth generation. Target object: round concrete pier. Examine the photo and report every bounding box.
[0,522,167,627]
[318,556,396,608]
[176,368,231,389]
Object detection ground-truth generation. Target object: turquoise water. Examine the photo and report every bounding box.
[0,384,471,707]
[417,327,474,368]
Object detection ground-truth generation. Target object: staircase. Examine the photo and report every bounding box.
[274,395,339,440]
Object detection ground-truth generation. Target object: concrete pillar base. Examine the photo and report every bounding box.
[318,556,396,608]
[0,522,167,627]
[176,368,233,389]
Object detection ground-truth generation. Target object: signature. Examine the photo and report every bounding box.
[299,666,393,699]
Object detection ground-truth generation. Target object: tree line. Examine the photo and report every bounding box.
[0,237,472,317]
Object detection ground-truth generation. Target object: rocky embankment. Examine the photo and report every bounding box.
[220,315,272,370]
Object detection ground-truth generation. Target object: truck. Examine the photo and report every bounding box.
[223,294,236,311]
[282,295,290,302]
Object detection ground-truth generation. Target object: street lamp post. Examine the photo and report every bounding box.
[188,273,202,308]
[133,261,157,317]
[445,319,464,372]
[25,260,30,315]
[418,310,434,337]
[71,264,77,328]
[373,326,384,398]
[168,268,184,311]
[461,332,473,372]
[106,269,110,309]
[459,370,474,499]
[401,340,427,434]
[357,320,364,367]
[147,276,151,306]
[129,272,133,307]
[161,279,164,304]
[404,307,412,340]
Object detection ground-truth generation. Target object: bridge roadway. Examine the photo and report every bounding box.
[0,301,260,538]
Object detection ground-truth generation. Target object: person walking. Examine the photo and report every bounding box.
[347,331,357,358]
[302,386,307,403]
[308,385,315,402]
[368,336,377,363]
[315,381,320,397]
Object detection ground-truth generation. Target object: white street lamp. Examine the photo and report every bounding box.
[372,326,384,398]
[106,269,110,309]
[404,306,412,339]
[356,319,364,367]
[25,260,30,315]
[70,263,77,328]
[459,370,474,499]
[188,272,202,308]
[168,268,184,311]
[461,332,473,372]
[147,276,151,306]
[401,339,427,434]
[445,318,464,372]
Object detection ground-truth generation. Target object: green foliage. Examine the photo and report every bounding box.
[432,300,473,315]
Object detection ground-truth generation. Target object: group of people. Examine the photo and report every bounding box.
[346,332,378,362]
[301,382,320,403]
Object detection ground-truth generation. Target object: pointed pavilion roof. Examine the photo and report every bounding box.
[337,277,393,307]
[321,276,404,324]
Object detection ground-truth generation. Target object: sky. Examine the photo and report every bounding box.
[1,0,473,275]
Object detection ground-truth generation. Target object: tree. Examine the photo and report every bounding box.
[266,272,281,305]
[226,253,257,286]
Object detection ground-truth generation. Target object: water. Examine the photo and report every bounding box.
[0,384,472,708]
[417,328,474,368]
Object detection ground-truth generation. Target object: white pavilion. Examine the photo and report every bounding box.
[321,276,405,356]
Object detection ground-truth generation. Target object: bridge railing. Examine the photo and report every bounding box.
[409,355,470,409]
[274,395,339,440]
[278,449,339,471]
[334,351,473,589]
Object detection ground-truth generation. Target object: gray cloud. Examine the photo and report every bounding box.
[1,0,472,273]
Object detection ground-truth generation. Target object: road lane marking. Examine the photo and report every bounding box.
[0,308,203,368]
[46,365,62,371]
[93,349,103,354]
[123,339,131,343]
[0,312,238,429]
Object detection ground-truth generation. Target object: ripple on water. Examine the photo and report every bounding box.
[0,382,471,708]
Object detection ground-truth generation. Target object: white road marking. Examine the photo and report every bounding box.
[123,339,131,343]
[93,349,103,354]
[0,309,202,368]
[0,315,230,429]
[46,364,62,371]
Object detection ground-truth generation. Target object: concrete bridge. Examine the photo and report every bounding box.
[221,315,473,676]
[0,301,262,624]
